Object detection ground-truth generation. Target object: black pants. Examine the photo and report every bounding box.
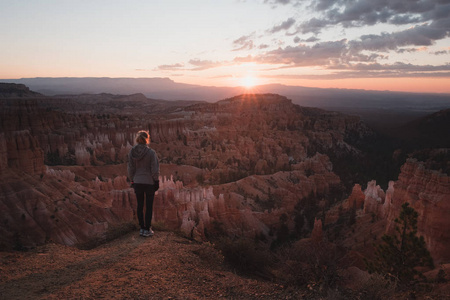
[133,183,155,230]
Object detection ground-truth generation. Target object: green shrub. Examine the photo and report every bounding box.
[365,203,434,285]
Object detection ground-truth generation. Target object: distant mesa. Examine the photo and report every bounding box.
[0,83,42,98]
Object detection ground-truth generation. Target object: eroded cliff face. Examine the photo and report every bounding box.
[0,98,162,167]
[386,159,450,263]
[333,158,450,264]
[0,93,372,249]
[0,130,45,176]
[0,165,135,248]
[181,94,371,181]
[0,154,340,249]
[0,94,369,177]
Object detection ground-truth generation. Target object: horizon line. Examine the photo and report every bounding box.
[2,77,450,96]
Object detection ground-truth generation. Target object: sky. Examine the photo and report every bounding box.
[1,0,450,93]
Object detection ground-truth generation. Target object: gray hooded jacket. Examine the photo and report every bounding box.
[127,144,160,184]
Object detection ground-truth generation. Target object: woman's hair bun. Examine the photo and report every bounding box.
[136,130,150,144]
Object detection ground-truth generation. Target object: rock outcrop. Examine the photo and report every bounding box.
[152,152,340,242]
[0,166,137,249]
[335,158,450,264]
[384,159,450,263]
[1,130,45,175]
[311,218,324,242]
[0,83,42,98]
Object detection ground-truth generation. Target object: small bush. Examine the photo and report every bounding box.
[436,268,447,283]
[275,240,342,291]
[215,236,273,278]
[357,273,397,300]
[196,173,204,185]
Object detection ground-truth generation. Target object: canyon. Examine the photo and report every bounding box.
[1,84,449,270]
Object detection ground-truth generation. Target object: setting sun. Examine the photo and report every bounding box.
[241,76,258,88]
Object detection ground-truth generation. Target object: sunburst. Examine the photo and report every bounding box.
[241,75,258,89]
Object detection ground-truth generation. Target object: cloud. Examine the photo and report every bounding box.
[269,18,296,33]
[397,46,428,53]
[390,14,421,25]
[253,40,359,67]
[349,22,450,53]
[293,36,320,43]
[432,50,449,55]
[233,55,254,63]
[244,35,448,78]
[341,62,450,72]
[156,63,184,71]
[295,0,450,34]
[188,59,224,71]
[263,68,450,80]
[232,34,255,51]
[159,1,450,80]
[314,0,338,11]
[264,0,293,7]
[297,17,328,34]
[158,60,227,72]
[305,36,320,42]
[238,1,450,62]
[317,62,450,79]
[257,0,449,59]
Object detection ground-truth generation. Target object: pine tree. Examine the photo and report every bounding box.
[365,202,434,284]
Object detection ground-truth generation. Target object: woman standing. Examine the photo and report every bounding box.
[128,130,160,237]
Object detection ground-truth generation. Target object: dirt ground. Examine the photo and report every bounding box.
[0,230,301,299]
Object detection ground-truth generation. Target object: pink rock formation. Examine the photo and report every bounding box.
[385,159,450,264]
[2,130,45,175]
[339,159,450,264]
[45,167,76,181]
[0,169,137,248]
[363,180,387,217]
[343,184,365,210]
[311,218,323,242]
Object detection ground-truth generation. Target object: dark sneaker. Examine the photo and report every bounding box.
[139,228,144,236]
[142,229,154,237]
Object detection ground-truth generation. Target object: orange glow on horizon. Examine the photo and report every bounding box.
[1,69,449,95]
[264,77,450,94]
[174,75,450,94]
